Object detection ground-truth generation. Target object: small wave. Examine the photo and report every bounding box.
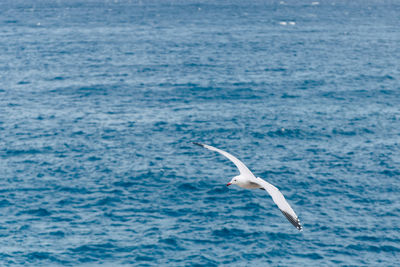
[212,227,244,238]
[57,186,91,194]
[178,182,198,191]
[158,237,185,251]
[185,254,218,266]
[113,181,135,188]
[87,156,102,161]
[295,252,324,260]
[135,255,154,262]
[264,67,287,72]
[212,227,264,240]
[5,148,43,156]
[70,243,116,253]
[0,199,11,207]
[346,244,400,253]
[241,201,264,211]
[19,208,52,217]
[267,128,304,138]
[381,169,400,177]
[17,80,30,85]
[49,84,123,97]
[49,230,65,237]
[297,79,326,90]
[95,197,122,206]
[46,76,66,81]
[206,186,227,195]
[281,93,300,98]
[265,232,295,240]
[332,127,374,136]
[3,20,18,23]
[26,252,53,261]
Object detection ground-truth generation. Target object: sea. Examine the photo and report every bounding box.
[0,0,399,266]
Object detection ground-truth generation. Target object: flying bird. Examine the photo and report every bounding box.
[193,142,302,231]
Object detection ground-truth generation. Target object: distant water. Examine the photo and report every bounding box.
[1,0,399,265]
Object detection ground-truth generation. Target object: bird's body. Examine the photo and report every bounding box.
[193,142,303,231]
[232,175,262,189]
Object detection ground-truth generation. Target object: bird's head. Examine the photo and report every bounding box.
[227,176,240,187]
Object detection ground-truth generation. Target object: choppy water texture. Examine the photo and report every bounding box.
[1,0,400,266]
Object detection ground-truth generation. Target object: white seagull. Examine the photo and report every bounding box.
[193,142,302,231]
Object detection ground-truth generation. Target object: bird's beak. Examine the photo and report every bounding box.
[226,182,231,186]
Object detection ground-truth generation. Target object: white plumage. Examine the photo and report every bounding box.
[193,142,302,231]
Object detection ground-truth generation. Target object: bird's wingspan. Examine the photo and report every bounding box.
[256,177,302,231]
[193,142,256,179]
[192,142,302,231]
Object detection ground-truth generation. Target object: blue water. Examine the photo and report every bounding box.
[1,0,400,265]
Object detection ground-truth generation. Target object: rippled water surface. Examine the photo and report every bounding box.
[1,0,400,265]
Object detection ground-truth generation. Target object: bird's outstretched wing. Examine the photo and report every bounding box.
[193,142,256,179]
[256,177,302,231]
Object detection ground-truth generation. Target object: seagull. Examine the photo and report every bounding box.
[193,142,302,231]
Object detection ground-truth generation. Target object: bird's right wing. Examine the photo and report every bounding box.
[256,177,302,231]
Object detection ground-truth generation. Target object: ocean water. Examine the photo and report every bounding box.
[1,0,400,265]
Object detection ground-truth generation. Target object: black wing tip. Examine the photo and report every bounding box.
[297,223,303,231]
[192,142,205,147]
[281,210,303,231]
